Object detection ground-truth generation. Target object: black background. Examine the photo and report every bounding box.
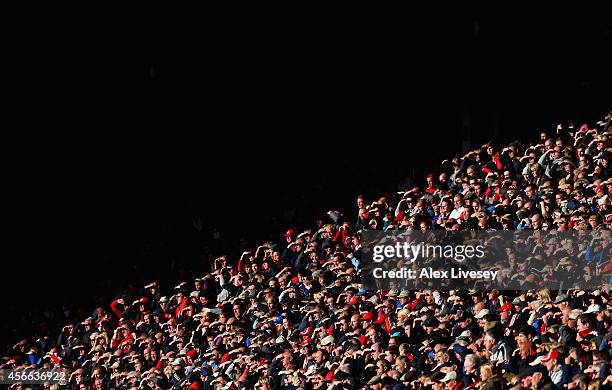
[3,13,611,349]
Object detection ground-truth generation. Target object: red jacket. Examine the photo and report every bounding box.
[175,297,189,318]
[110,299,126,319]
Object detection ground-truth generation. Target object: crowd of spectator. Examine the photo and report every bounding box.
[2,113,611,389]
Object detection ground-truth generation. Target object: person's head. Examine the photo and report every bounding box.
[441,199,452,214]
[542,349,560,371]
[435,349,449,365]
[479,364,493,382]
[427,174,435,187]
[537,288,552,303]
[420,220,432,231]
[395,355,409,372]
[282,315,292,330]
[453,195,463,209]
[475,183,485,196]
[543,138,553,150]
[133,358,143,372]
[384,346,398,364]
[577,314,596,332]
[579,155,590,167]
[588,214,602,229]
[466,165,476,177]
[515,326,535,352]
[471,200,481,211]
[357,195,366,209]
[313,349,325,364]
[366,327,379,343]
[464,354,478,373]
[484,329,500,351]
[520,371,535,388]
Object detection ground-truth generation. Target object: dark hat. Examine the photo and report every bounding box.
[518,364,546,378]
[423,317,439,327]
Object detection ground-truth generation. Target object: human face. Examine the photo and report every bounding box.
[544,139,552,150]
[339,320,349,333]
[441,201,451,213]
[367,330,378,343]
[350,315,360,330]
[453,197,463,209]
[480,367,491,381]
[515,333,531,349]
[435,351,448,364]
[357,197,365,208]
[528,154,537,163]
[384,350,395,363]
[500,309,511,321]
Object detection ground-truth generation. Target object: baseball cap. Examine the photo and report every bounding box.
[299,337,313,347]
[540,349,559,362]
[398,290,410,298]
[320,336,335,346]
[584,304,602,314]
[172,358,185,366]
[497,302,514,313]
[441,371,457,382]
[457,330,471,340]
[299,326,313,336]
[360,312,374,321]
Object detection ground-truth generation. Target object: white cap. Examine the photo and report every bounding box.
[172,358,185,366]
[458,330,472,339]
[585,304,602,314]
[474,309,490,319]
[569,309,583,320]
[320,335,335,346]
[441,371,457,382]
[529,355,545,366]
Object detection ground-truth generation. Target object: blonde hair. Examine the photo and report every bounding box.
[588,379,603,390]
[537,288,552,303]
[480,364,493,381]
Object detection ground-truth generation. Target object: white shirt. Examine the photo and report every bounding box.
[449,207,465,220]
